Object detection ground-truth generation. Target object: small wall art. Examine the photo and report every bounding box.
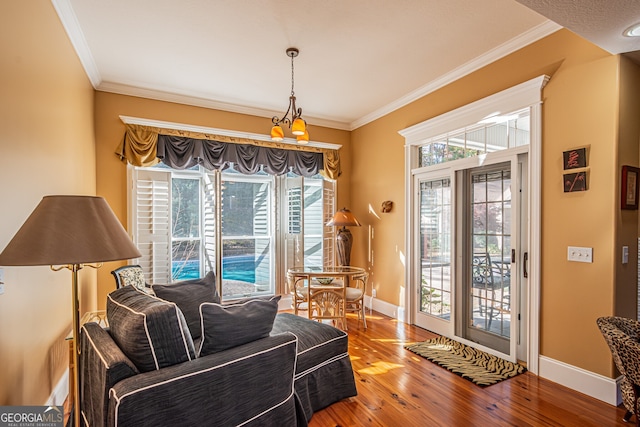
[562,146,589,193]
[563,147,588,170]
[621,165,639,210]
[563,171,588,192]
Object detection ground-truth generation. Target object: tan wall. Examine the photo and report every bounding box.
[351,29,631,377]
[0,2,96,405]
[540,45,618,376]
[94,92,352,308]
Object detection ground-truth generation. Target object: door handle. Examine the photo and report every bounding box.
[523,252,529,278]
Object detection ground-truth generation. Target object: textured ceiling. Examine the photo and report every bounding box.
[53,0,640,131]
[515,0,640,55]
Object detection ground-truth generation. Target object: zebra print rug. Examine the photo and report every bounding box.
[405,336,526,386]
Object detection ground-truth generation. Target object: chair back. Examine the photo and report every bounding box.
[349,272,368,295]
[596,316,640,415]
[472,253,510,290]
[111,265,146,291]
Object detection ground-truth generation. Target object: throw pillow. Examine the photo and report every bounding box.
[107,286,196,372]
[152,271,220,339]
[198,298,279,357]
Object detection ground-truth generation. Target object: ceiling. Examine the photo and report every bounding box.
[53,0,640,132]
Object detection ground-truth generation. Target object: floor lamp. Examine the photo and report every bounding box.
[326,208,361,266]
[0,196,141,427]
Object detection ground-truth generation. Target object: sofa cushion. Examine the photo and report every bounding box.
[107,286,196,372]
[198,298,279,356]
[271,313,349,376]
[152,271,220,339]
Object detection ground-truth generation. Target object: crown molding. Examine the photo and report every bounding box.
[99,81,351,131]
[52,0,101,87]
[350,20,561,130]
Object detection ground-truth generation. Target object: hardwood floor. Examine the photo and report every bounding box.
[307,310,629,427]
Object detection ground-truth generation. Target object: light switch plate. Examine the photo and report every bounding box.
[623,246,629,264]
[568,246,593,263]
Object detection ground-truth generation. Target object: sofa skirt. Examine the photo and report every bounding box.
[294,353,357,422]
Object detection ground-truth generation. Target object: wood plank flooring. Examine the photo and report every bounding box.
[306,310,628,427]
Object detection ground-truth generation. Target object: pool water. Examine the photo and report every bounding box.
[172,256,256,282]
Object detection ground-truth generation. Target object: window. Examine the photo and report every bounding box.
[419,108,530,167]
[129,165,335,300]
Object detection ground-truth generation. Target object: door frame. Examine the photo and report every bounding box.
[400,75,547,373]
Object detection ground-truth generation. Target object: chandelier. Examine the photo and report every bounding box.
[270,47,309,144]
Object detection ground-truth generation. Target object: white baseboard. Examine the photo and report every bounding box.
[365,295,405,322]
[538,355,620,406]
[46,370,69,406]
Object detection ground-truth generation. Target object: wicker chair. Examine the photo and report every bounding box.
[345,272,369,329]
[596,316,640,424]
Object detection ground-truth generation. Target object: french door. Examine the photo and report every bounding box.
[413,152,528,362]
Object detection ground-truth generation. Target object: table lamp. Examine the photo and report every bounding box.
[0,195,141,427]
[326,208,361,266]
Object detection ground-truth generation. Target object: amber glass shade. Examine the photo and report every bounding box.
[270,125,284,141]
[296,129,310,144]
[291,118,306,136]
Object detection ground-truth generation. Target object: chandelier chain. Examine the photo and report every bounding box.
[291,53,295,97]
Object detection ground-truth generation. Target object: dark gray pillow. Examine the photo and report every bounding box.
[152,271,220,339]
[198,298,279,356]
[107,286,196,372]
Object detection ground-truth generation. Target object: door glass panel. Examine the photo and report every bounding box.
[469,167,511,339]
[419,178,451,319]
[221,178,273,298]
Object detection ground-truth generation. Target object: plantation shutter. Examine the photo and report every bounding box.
[285,177,304,271]
[323,179,336,268]
[131,168,172,283]
[202,172,217,274]
[254,182,271,284]
[303,180,324,268]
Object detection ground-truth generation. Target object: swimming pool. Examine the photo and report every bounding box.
[172,256,257,282]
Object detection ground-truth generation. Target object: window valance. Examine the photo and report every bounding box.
[116,124,341,179]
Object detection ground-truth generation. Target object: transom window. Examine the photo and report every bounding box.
[419,108,530,167]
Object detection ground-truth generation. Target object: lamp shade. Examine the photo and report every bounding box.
[296,129,310,144]
[0,195,141,266]
[326,208,361,228]
[270,125,284,141]
[291,118,306,136]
